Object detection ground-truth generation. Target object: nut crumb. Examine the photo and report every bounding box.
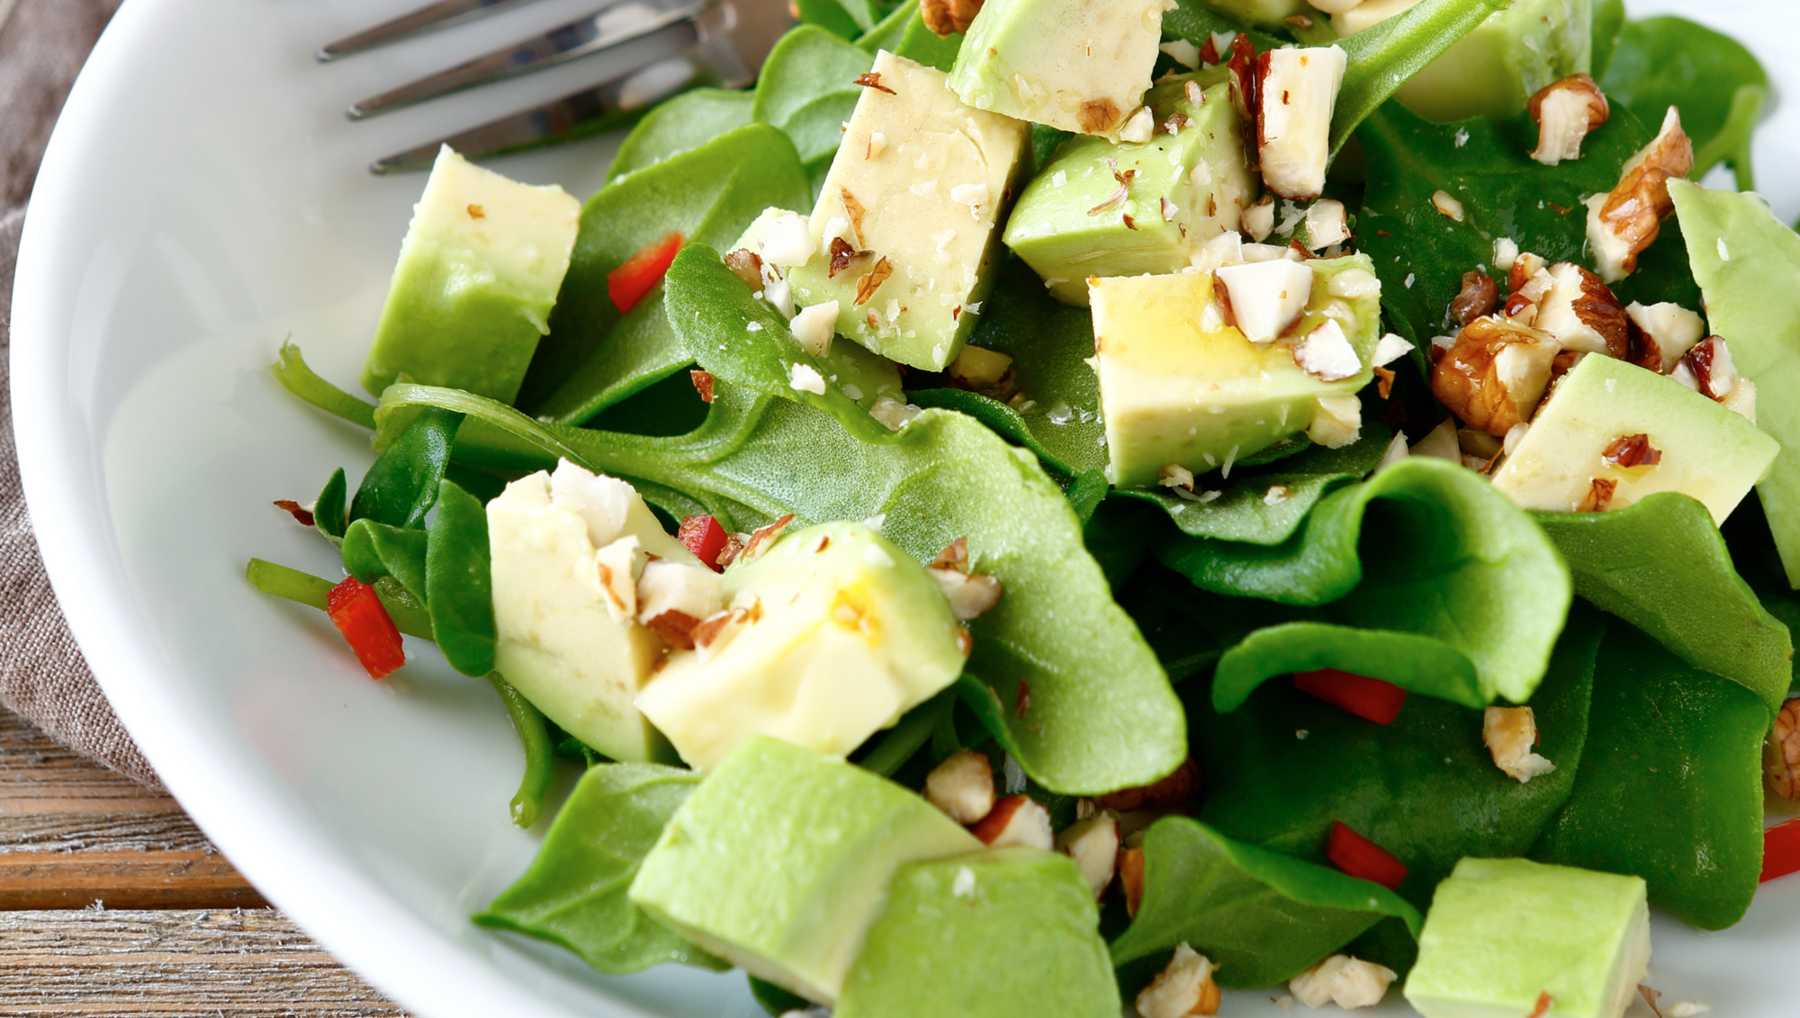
[853,71,896,95]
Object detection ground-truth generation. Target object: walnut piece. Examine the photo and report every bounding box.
[1532,262,1629,358]
[1430,315,1560,437]
[920,0,983,36]
[1587,108,1693,282]
[1529,74,1610,165]
[1578,478,1617,512]
[1449,270,1499,326]
[1765,698,1800,801]
[1136,944,1222,1018]
[1483,706,1557,783]
[1602,433,1662,468]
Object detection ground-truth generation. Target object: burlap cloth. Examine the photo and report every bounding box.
[2,0,161,789]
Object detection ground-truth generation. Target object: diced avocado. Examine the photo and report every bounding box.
[362,146,579,402]
[1491,355,1776,522]
[635,521,966,771]
[782,51,1029,372]
[948,0,1165,136]
[627,737,981,1005]
[1093,255,1382,487]
[1004,71,1258,305]
[487,461,706,763]
[1404,858,1649,1018]
[836,849,1120,1018]
[1197,0,1308,26]
[1333,0,1592,122]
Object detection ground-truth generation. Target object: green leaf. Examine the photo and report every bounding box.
[1669,181,1800,588]
[750,26,876,188]
[244,559,433,640]
[856,0,917,52]
[1356,103,1696,351]
[1161,3,1284,52]
[1533,621,1767,930]
[1601,17,1768,189]
[1199,611,1601,906]
[1213,623,1485,711]
[475,764,723,973]
[347,409,460,529]
[1160,458,1571,703]
[341,519,428,601]
[796,0,894,38]
[1589,0,1626,79]
[426,479,497,677]
[1536,493,1791,713]
[1328,0,1511,156]
[1111,818,1422,987]
[313,468,348,541]
[607,89,755,179]
[272,341,377,430]
[522,124,811,422]
[883,1,966,71]
[486,674,555,829]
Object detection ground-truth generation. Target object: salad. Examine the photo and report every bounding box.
[247,0,1800,1014]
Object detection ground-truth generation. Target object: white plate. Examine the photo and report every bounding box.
[10,2,1798,1015]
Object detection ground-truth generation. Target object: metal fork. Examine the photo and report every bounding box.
[322,0,793,174]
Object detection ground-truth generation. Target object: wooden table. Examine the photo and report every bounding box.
[0,707,402,1014]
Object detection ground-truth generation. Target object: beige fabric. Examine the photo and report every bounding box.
[2,0,159,789]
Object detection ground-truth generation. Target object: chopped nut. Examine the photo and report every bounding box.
[1136,944,1222,1018]
[645,610,703,651]
[593,537,645,621]
[1160,463,1198,492]
[787,362,827,395]
[1528,74,1610,165]
[272,499,315,527]
[1118,846,1147,915]
[740,514,796,562]
[1292,320,1362,381]
[1289,956,1397,1010]
[1626,301,1705,372]
[931,536,970,573]
[1431,190,1466,222]
[969,794,1053,849]
[1095,757,1200,813]
[852,71,896,94]
[1587,107,1693,282]
[1483,706,1557,783]
[1765,698,1800,801]
[1602,433,1662,468]
[839,188,868,247]
[1493,236,1521,271]
[948,345,1016,398]
[1056,813,1121,898]
[853,257,894,306]
[1371,333,1413,367]
[925,749,997,824]
[690,606,749,652]
[1449,270,1499,326]
[1243,196,1277,241]
[1118,106,1156,143]
[723,248,764,288]
[1578,477,1617,512]
[930,566,1004,621]
[1672,335,1738,401]
[1430,315,1560,437]
[920,0,983,35]
[1532,263,1629,357]
[1307,394,1362,449]
[1301,199,1351,251]
[870,396,922,431]
[827,236,863,279]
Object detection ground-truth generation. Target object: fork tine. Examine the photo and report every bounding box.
[347,0,709,121]
[369,26,718,173]
[318,0,541,62]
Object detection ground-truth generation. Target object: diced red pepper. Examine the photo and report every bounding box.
[326,577,405,679]
[1761,818,1800,883]
[1326,821,1408,890]
[607,231,685,314]
[1294,669,1407,725]
[679,514,730,571]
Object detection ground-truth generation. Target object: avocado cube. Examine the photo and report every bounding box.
[948,0,1166,136]
[783,51,1029,372]
[487,461,708,763]
[362,146,579,402]
[837,849,1120,1018]
[1004,72,1258,305]
[1404,858,1649,1018]
[1491,355,1777,522]
[628,737,981,1005]
[1333,0,1591,122]
[1092,255,1382,487]
[635,521,967,771]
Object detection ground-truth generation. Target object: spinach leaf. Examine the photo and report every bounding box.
[1328,0,1511,156]
[475,763,722,973]
[1534,621,1767,930]
[1589,0,1626,79]
[426,479,497,678]
[273,341,377,431]
[1118,566,1274,683]
[1161,3,1283,52]
[313,467,348,541]
[749,26,874,188]
[522,124,811,422]
[376,251,1190,796]
[1111,818,1421,987]
[347,408,459,529]
[1214,623,1484,711]
[1198,611,1600,907]
[487,674,556,828]
[607,88,755,179]
[867,0,964,71]
[341,520,428,600]
[1160,458,1571,704]
[1601,17,1767,190]
[1537,493,1791,713]
[796,0,894,38]
[855,0,918,53]
[1669,181,1800,588]
[245,559,433,639]
[1356,104,1696,351]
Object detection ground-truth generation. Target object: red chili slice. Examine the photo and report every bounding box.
[678,514,730,571]
[1761,818,1800,883]
[326,577,405,679]
[1294,669,1407,725]
[1326,821,1408,890]
[607,231,685,314]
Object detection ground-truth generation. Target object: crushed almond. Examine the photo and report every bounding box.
[1118,846,1146,915]
[1765,698,1800,801]
[740,514,795,562]
[827,236,863,278]
[1288,956,1397,1010]
[931,567,1004,621]
[1057,812,1121,899]
[1292,320,1362,381]
[1431,190,1466,222]
[1136,944,1222,1018]
[969,795,1053,849]
[1528,74,1610,166]
[1484,706,1557,783]
[1160,463,1197,493]
[1118,106,1156,143]
[925,749,997,824]
[645,610,703,651]
[839,188,868,247]
[722,248,765,289]
[852,71,896,94]
[854,257,895,305]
